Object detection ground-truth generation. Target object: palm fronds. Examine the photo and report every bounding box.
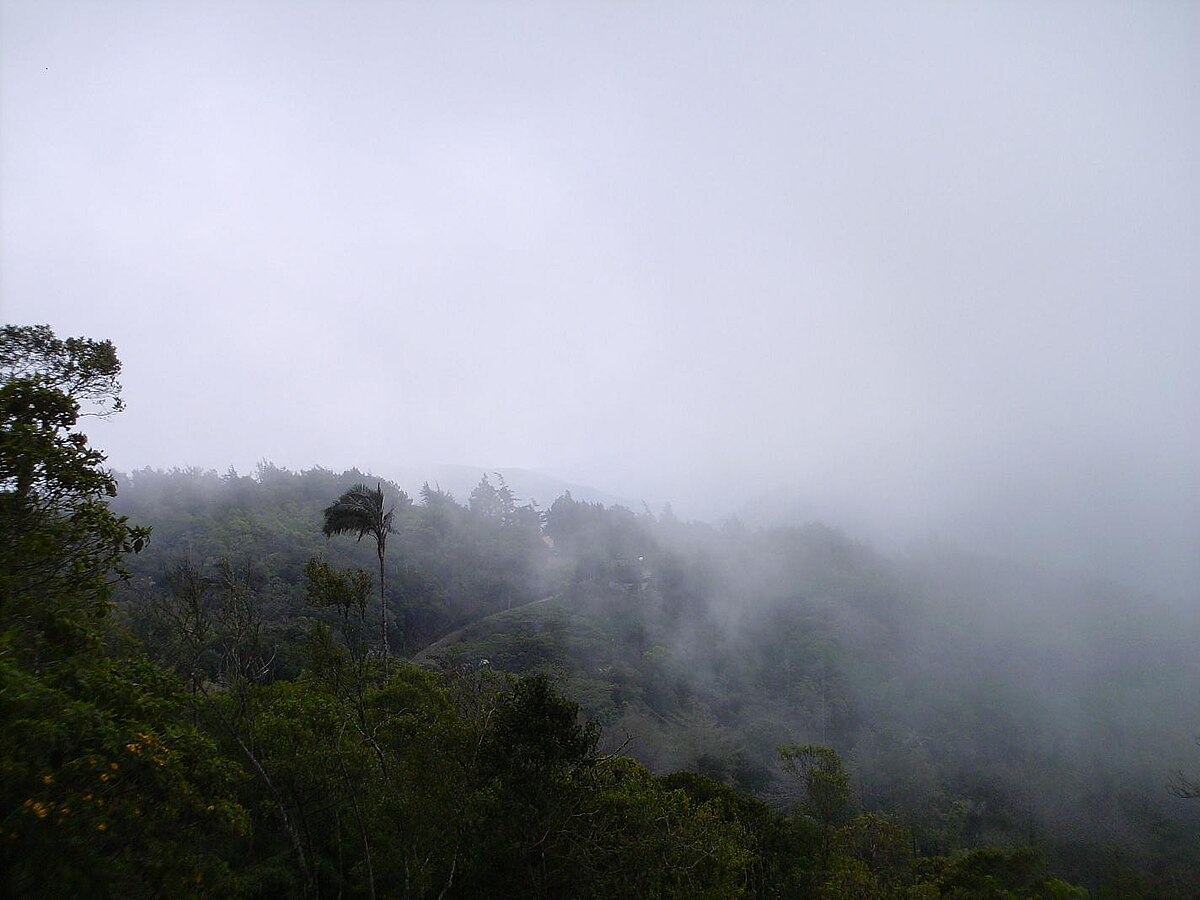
[322,483,394,542]
[321,482,397,663]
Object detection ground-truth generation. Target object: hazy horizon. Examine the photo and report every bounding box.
[2,1,1196,601]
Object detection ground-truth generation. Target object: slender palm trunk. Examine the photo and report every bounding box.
[377,540,389,671]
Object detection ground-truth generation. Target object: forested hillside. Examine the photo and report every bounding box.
[108,463,1200,896]
[4,325,1197,897]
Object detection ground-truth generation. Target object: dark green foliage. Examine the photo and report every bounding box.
[0,324,1172,897]
[0,376,148,662]
[0,325,243,896]
[0,324,147,658]
[662,770,821,894]
[575,757,752,898]
[489,673,600,775]
[926,846,1089,899]
[0,647,247,897]
[0,323,125,416]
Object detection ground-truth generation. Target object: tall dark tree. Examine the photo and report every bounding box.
[322,483,401,663]
[0,323,125,417]
[1,326,245,895]
[0,325,148,661]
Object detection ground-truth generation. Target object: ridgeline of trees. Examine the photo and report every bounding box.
[2,325,1196,897]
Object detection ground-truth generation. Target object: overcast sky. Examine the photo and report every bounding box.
[2,1,1197,598]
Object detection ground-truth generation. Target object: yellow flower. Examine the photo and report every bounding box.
[42,774,53,785]
[109,763,119,771]
[100,774,109,782]
[96,822,107,832]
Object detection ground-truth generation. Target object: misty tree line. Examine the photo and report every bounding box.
[3,324,1198,897]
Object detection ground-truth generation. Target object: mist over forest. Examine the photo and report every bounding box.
[3,1,1196,606]
[2,1,1198,897]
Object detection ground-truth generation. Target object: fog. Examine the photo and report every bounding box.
[2,1,1196,600]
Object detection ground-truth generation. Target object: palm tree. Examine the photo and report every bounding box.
[323,483,396,664]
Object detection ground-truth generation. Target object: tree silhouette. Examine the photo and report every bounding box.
[322,483,396,665]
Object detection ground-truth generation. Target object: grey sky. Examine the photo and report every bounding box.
[2,1,1197,598]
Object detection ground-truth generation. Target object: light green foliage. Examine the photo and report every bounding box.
[581,757,752,898]
[304,558,373,618]
[779,744,852,834]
